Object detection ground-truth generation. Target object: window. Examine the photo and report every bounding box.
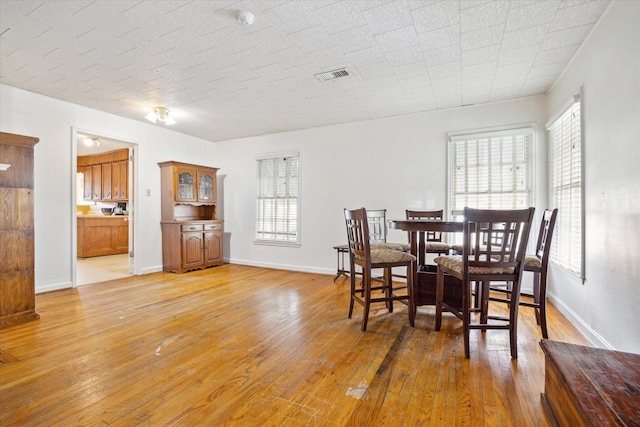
[448,127,533,218]
[547,94,583,279]
[255,153,300,245]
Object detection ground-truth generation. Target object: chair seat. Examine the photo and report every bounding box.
[426,242,451,251]
[524,254,542,269]
[371,242,411,252]
[434,255,515,275]
[355,248,416,264]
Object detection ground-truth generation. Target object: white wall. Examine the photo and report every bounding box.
[216,96,548,275]
[0,84,219,292]
[545,0,640,353]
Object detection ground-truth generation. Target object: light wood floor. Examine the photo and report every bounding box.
[77,253,130,286]
[0,264,589,426]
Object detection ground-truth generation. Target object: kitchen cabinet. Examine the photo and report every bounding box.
[101,162,111,200]
[112,160,127,200]
[85,164,102,200]
[159,161,223,273]
[77,216,129,258]
[81,165,92,200]
[0,131,40,329]
[78,149,128,201]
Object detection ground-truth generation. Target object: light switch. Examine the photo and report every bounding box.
[146,189,151,196]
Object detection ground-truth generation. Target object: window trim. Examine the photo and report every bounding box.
[254,152,301,247]
[447,124,535,219]
[546,89,585,281]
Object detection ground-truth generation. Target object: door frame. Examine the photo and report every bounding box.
[71,127,139,287]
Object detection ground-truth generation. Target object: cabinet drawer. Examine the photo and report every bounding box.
[181,224,203,232]
[204,223,221,231]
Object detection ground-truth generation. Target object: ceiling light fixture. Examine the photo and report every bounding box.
[83,137,101,147]
[0,163,11,171]
[237,11,255,26]
[146,107,177,125]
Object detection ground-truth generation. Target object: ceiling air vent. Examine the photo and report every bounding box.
[314,68,351,82]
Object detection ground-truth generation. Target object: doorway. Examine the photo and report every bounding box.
[73,130,136,286]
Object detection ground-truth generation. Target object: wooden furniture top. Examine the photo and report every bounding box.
[388,218,463,233]
[540,339,640,427]
[157,160,219,171]
[0,131,39,147]
[160,219,222,224]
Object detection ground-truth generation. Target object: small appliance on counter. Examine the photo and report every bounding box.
[113,202,127,215]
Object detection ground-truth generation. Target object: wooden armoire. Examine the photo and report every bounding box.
[0,131,40,329]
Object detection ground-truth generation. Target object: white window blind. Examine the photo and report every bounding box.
[448,128,533,218]
[548,98,583,278]
[255,154,300,245]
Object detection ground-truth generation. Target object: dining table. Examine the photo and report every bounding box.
[388,218,464,308]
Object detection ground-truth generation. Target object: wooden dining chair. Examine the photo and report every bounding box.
[344,208,416,331]
[405,210,452,259]
[366,209,411,251]
[487,208,558,338]
[434,207,535,359]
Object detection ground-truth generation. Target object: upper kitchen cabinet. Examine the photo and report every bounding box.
[78,149,128,201]
[159,161,218,221]
[111,160,127,200]
[80,164,102,200]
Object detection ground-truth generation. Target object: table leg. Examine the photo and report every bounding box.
[333,246,347,281]
[409,231,419,319]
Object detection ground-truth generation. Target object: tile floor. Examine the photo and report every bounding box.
[77,253,130,286]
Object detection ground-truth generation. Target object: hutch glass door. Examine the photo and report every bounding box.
[198,173,214,201]
[177,171,195,200]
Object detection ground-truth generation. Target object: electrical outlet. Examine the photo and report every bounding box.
[146,189,151,196]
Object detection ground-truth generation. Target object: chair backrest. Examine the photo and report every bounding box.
[534,208,559,267]
[366,209,387,243]
[405,209,444,242]
[344,208,371,266]
[462,207,536,279]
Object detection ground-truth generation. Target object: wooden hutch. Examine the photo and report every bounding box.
[159,161,223,273]
[0,131,40,329]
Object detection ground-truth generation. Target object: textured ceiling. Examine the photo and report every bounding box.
[0,0,610,142]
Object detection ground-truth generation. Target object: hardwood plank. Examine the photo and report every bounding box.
[0,265,590,425]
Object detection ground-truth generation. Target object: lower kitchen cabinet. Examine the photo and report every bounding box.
[77,216,129,258]
[161,220,223,273]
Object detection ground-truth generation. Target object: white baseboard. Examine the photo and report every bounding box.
[225,257,334,276]
[140,265,164,275]
[547,291,613,349]
[36,281,72,294]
